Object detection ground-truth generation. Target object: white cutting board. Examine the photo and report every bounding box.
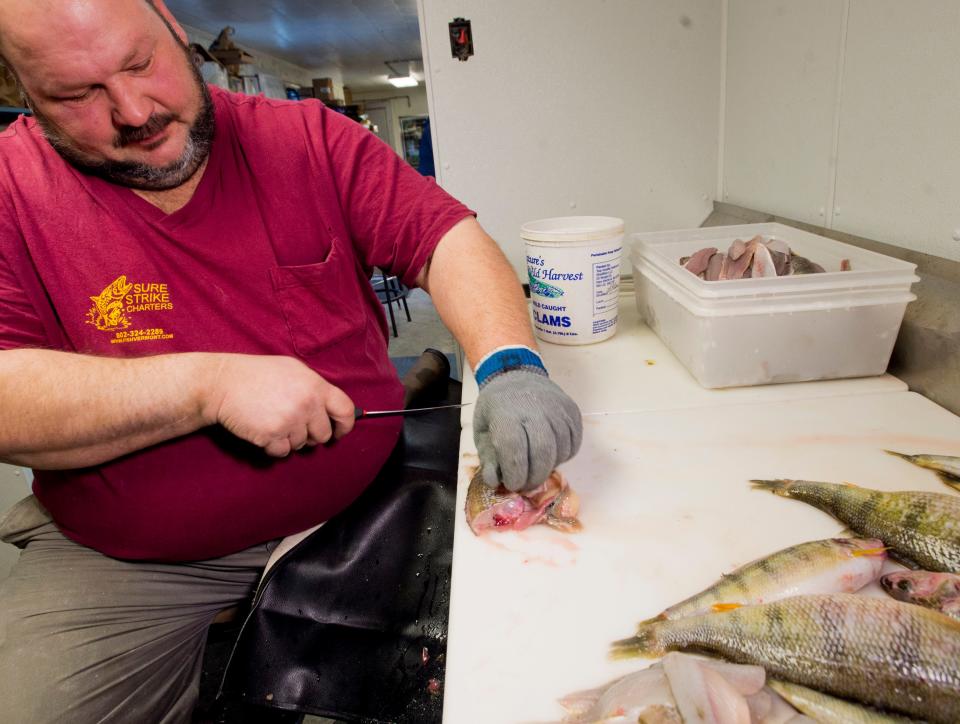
[443,391,960,724]
[459,295,906,426]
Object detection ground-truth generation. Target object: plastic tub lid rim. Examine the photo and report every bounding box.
[522,215,624,242]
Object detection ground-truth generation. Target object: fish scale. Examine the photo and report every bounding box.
[751,480,960,572]
[612,594,960,722]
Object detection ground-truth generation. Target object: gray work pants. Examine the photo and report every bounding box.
[0,495,278,723]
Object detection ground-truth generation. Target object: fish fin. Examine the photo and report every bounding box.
[609,630,662,660]
[637,613,667,627]
[542,516,583,533]
[841,481,860,488]
[851,546,888,558]
[887,549,923,570]
[749,479,795,495]
[937,472,960,493]
[710,602,743,612]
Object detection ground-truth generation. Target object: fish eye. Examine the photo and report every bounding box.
[897,579,911,592]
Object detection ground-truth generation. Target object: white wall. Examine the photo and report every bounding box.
[721,0,845,226]
[722,0,960,262]
[349,87,429,158]
[418,1,722,278]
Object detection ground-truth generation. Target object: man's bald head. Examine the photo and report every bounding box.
[0,0,215,191]
[0,0,186,75]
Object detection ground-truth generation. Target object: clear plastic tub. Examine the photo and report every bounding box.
[631,223,919,388]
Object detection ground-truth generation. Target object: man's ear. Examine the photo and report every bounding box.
[0,62,29,111]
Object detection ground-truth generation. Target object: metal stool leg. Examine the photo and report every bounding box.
[390,276,411,321]
[381,271,398,338]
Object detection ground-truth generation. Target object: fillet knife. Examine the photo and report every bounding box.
[354,402,473,420]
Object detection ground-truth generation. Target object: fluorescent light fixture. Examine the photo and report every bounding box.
[385,60,419,88]
[388,75,418,88]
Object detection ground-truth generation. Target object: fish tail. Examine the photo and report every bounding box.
[937,472,960,493]
[749,479,795,496]
[610,627,663,660]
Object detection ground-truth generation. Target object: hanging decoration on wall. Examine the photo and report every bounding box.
[449,18,474,61]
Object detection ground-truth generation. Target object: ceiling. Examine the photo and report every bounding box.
[164,0,423,91]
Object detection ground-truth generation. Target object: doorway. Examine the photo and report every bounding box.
[362,104,393,151]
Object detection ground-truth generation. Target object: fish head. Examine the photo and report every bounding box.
[110,275,133,297]
[880,571,960,605]
[880,572,916,601]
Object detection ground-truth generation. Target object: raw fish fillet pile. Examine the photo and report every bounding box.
[558,653,813,724]
[680,234,850,281]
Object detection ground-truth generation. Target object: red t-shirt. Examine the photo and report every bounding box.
[0,87,473,561]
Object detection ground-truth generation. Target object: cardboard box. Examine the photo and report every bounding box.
[312,78,335,101]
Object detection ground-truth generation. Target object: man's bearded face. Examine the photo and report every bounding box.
[7,1,216,191]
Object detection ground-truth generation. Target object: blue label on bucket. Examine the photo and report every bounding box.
[528,271,565,298]
[527,246,622,342]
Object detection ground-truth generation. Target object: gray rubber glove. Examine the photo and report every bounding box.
[473,369,583,492]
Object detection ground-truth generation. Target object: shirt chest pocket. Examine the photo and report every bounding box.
[270,237,367,358]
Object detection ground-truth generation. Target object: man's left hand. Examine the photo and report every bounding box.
[473,369,582,492]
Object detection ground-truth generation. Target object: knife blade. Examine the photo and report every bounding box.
[354,402,473,420]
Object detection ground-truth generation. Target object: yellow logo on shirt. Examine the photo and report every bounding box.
[87,275,133,330]
[86,275,175,344]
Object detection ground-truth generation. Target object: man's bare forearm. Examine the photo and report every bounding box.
[419,217,536,367]
[0,349,218,469]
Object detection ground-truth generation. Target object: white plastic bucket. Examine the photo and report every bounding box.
[521,216,624,345]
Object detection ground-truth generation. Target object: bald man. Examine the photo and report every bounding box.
[0,0,581,720]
